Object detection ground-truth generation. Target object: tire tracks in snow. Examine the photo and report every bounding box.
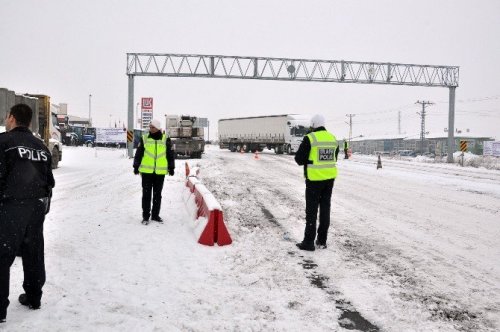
[334,165,498,330]
[201,149,499,331]
[201,151,380,331]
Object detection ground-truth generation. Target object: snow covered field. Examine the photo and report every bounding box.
[4,146,500,331]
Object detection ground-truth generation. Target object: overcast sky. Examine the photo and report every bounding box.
[1,0,499,139]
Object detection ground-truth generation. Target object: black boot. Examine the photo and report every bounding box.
[315,240,327,249]
[18,294,40,309]
[151,216,163,223]
[296,242,315,251]
[0,307,6,323]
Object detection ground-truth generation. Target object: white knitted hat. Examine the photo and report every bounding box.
[310,114,325,128]
[150,119,161,129]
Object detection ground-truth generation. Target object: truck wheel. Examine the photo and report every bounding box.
[51,147,60,169]
[243,144,250,153]
[236,144,242,152]
[285,144,291,155]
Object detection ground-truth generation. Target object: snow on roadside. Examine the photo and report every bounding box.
[5,147,340,331]
[198,145,500,332]
[4,145,499,331]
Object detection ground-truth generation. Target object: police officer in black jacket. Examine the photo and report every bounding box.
[0,104,55,323]
[294,114,339,251]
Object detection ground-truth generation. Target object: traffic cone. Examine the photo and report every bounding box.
[377,154,382,169]
[185,162,190,177]
[254,151,259,160]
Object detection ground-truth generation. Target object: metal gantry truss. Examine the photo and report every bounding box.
[126,53,459,162]
[127,53,459,88]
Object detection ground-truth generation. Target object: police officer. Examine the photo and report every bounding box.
[343,139,349,159]
[294,114,339,251]
[0,104,55,323]
[133,119,175,225]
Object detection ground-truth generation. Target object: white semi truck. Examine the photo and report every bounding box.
[218,114,311,154]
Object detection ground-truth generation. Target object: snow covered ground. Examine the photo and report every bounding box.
[3,146,499,331]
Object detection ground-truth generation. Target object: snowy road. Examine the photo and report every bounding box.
[4,146,500,331]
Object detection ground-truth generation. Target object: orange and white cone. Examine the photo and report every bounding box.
[185,162,190,177]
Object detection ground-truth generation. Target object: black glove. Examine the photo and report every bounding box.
[168,168,175,176]
[134,168,139,175]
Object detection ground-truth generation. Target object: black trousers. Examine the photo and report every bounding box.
[303,179,334,244]
[344,149,349,159]
[0,199,46,314]
[141,173,165,220]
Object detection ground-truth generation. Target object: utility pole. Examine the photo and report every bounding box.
[398,111,401,135]
[345,113,355,143]
[88,94,92,127]
[135,102,139,129]
[415,100,434,154]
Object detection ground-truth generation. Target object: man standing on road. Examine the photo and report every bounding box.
[343,139,349,159]
[133,119,175,225]
[0,104,55,323]
[294,114,339,251]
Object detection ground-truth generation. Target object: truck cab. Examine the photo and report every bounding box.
[165,115,205,158]
[285,114,311,154]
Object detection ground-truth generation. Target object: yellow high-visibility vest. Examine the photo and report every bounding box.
[306,131,338,181]
[139,134,168,175]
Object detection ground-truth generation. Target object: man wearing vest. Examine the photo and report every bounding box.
[133,119,175,225]
[343,139,349,159]
[294,114,339,251]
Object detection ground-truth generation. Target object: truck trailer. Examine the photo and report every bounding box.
[0,88,63,168]
[218,114,311,154]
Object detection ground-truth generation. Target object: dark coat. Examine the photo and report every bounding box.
[294,126,340,181]
[0,127,55,200]
[133,131,175,173]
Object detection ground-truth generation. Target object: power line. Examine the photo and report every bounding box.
[356,103,415,116]
[436,94,500,104]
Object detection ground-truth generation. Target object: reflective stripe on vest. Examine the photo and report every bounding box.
[306,131,338,181]
[139,134,169,175]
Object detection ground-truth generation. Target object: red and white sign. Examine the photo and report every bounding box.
[141,97,154,130]
[141,97,153,110]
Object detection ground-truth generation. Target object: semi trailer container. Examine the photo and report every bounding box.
[218,114,311,154]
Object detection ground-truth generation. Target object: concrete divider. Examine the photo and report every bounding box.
[183,167,232,246]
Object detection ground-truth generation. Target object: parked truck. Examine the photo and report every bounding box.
[218,114,311,154]
[165,115,205,158]
[0,88,63,168]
